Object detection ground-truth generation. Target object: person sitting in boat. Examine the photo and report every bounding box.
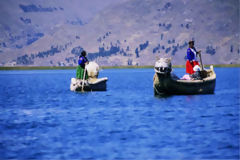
[191,65,202,80]
[186,40,201,74]
[76,50,89,80]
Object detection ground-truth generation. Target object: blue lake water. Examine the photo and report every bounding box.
[0,68,239,159]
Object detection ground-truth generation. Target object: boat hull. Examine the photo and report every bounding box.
[153,67,216,95]
[70,77,108,92]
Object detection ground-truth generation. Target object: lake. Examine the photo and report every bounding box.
[0,67,239,159]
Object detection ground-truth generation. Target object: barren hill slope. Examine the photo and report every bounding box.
[0,0,239,66]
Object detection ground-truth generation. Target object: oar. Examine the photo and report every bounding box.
[198,52,208,78]
[198,52,204,71]
[81,68,87,92]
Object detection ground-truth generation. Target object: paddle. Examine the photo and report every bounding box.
[81,68,87,92]
[198,51,204,71]
[198,51,207,78]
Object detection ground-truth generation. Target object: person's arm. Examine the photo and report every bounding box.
[78,57,83,66]
[194,47,201,56]
[85,57,89,64]
[197,50,201,55]
[78,59,81,65]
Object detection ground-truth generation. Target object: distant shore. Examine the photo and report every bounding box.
[0,64,239,70]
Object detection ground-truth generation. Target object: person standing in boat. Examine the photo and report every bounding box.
[186,40,201,74]
[76,50,89,79]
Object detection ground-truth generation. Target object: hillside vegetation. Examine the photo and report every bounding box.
[0,0,239,66]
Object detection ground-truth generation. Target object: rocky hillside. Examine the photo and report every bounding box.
[0,0,239,66]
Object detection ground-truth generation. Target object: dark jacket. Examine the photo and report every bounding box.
[191,71,202,80]
[187,47,197,61]
[78,56,88,68]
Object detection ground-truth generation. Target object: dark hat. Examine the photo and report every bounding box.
[188,40,194,45]
[81,50,87,56]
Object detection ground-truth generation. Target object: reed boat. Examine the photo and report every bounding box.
[153,58,216,95]
[70,61,108,92]
[70,77,108,91]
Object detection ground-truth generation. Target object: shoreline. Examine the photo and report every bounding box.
[0,64,239,70]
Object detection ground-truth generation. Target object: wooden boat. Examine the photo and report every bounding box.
[153,58,216,95]
[70,77,108,92]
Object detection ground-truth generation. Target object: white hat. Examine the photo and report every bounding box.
[193,65,201,71]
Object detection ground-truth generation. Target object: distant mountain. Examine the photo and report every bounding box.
[0,0,239,66]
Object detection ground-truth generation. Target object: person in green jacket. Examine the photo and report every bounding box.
[76,50,89,79]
